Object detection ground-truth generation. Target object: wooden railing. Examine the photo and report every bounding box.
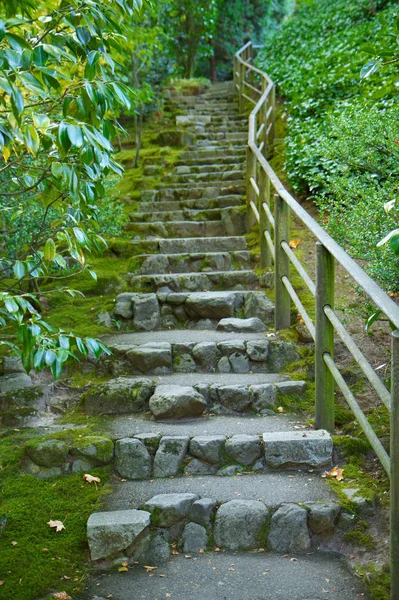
[235,40,399,598]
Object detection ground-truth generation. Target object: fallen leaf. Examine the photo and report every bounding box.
[11,541,17,546]
[199,549,205,554]
[171,549,179,555]
[228,568,235,571]
[48,520,65,533]
[277,407,284,414]
[42,548,49,553]
[290,557,297,562]
[166,595,171,598]
[144,566,157,572]
[0,581,4,586]
[388,292,398,298]
[159,574,166,578]
[121,561,129,567]
[118,567,128,573]
[289,239,301,249]
[214,547,221,552]
[257,548,265,553]
[52,593,71,600]
[185,555,192,559]
[323,466,344,481]
[83,474,101,485]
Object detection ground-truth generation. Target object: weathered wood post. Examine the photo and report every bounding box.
[274,193,290,329]
[246,146,257,233]
[391,330,399,600]
[259,168,271,268]
[315,242,335,432]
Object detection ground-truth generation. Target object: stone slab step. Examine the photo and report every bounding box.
[127,270,259,293]
[128,208,222,224]
[174,162,244,174]
[124,220,226,238]
[176,155,245,167]
[157,180,245,191]
[102,329,298,375]
[138,196,243,212]
[114,290,274,330]
[105,471,337,510]
[168,170,244,184]
[141,185,245,201]
[128,250,251,275]
[87,552,367,600]
[111,237,247,258]
[179,149,245,161]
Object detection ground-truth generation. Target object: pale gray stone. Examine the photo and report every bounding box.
[115,438,152,480]
[246,340,270,361]
[276,381,307,395]
[72,458,96,473]
[229,353,249,373]
[217,465,245,477]
[0,373,32,394]
[268,341,300,371]
[306,502,341,534]
[144,493,199,527]
[189,435,226,465]
[133,432,162,455]
[250,384,277,411]
[133,531,171,565]
[218,385,251,412]
[217,318,267,333]
[244,291,274,321]
[81,377,155,415]
[126,343,172,373]
[149,385,206,420]
[3,356,24,374]
[268,504,310,553]
[25,439,69,468]
[153,436,189,478]
[182,522,208,553]
[214,500,268,550]
[263,430,333,469]
[192,342,219,370]
[225,434,262,466]
[184,458,218,476]
[133,294,161,331]
[98,311,112,328]
[174,353,196,373]
[87,509,150,561]
[185,292,236,320]
[189,498,217,528]
[114,298,133,319]
[217,356,231,373]
[217,340,246,356]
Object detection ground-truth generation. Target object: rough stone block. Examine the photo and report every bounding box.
[71,436,114,465]
[133,294,161,331]
[276,380,307,395]
[268,504,310,553]
[153,436,189,478]
[133,531,171,565]
[126,343,172,373]
[192,342,219,370]
[217,318,267,333]
[182,522,208,553]
[184,458,217,476]
[184,292,236,320]
[144,493,199,527]
[189,435,226,465]
[189,498,217,529]
[81,377,155,415]
[246,340,269,362]
[214,500,268,550]
[149,385,206,420]
[225,434,262,466]
[250,384,277,411]
[244,291,274,321]
[87,509,150,561]
[263,430,333,469]
[218,385,251,412]
[25,439,69,468]
[306,502,341,534]
[115,438,152,480]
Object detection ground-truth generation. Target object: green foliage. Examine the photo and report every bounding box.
[258,0,399,289]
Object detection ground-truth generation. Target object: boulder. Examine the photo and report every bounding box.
[182,522,208,553]
[217,318,267,333]
[217,385,251,412]
[149,385,206,420]
[174,353,196,373]
[81,377,155,415]
[127,343,172,373]
[153,436,189,478]
[263,430,333,469]
[189,498,217,529]
[71,436,114,465]
[214,500,268,550]
[189,435,226,465]
[87,509,150,561]
[306,502,340,534]
[0,373,32,394]
[276,381,307,395]
[133,432,162,455]
[115,438,152,480]
[184,292,236,320]
[184,458,218,476]
[268,341,299,371]
[217,340,246,356]
[229,353,249,373]
[225,434,262,466]
[133,531,171,565]
[250,384,277,411]
[217,356,231,373]
[144,493,199,527]
[268,504,310,553]
[132,294,161,331]
[244,291,274,321]
[192,342,219,370]
[246,340,269,362]
[25,438,69,468]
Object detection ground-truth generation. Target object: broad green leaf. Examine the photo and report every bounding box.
[13,261,25,280]
[44,238,56,261]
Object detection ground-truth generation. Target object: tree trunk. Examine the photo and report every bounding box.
[210,38,216,83]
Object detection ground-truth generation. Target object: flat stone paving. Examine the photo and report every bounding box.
[87,552,368,600]
[100,413,305,439]
[136,372,290,386]
[103,329,273,345]
[106,471,336,510]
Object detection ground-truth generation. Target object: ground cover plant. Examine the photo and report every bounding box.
[257,0,399,290]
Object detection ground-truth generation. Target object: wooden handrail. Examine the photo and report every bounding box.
[234,40,399,599]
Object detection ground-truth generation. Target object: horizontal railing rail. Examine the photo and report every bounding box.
[234,41,399,599]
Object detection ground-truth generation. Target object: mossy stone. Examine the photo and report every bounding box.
[71,436,114,465]
[24,438,69,468]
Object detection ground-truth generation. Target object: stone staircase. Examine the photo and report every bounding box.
[45,83,370,598]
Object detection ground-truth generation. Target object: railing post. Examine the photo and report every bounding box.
[239,60,245,113]
[274,193,290,329]
[261,79,268,158]
[391,331,399,600]
[259,168,271,267]
[246,145,257,233]
[269,83,276,149]
[315,242,335,432]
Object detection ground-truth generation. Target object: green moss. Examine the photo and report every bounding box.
[344,528,376,550]
[356,563,390,600]
[0,429,111,600]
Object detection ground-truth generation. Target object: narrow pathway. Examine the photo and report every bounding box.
[83,82,368,599]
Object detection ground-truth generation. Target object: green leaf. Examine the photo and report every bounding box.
[76,27,91,47]
[85,337,101,357]
[67,124,83,147]
[44,238,56,261]
[365,310,382,333]
[32,113,50,132]
[360,60,380,80]
[13,261,25,280]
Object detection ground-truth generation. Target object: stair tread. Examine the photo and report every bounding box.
[105,471,337,511]
[112,372,290,386]
[103,329,273,346]
[87,552,366,600]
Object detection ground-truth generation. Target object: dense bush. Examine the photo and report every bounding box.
[258,0,399,289]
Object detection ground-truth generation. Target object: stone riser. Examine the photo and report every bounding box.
[110,237,248,258]
[87,493,342,565]
[138,196,243,212]
[128,208,222,224]
[174,162,245,175]
[114,290,274,331]
[127,270,259,294]
[166,170,244,184]
[25,429,331,485]
[124,220,226,239]
[103,336,299,376]
[179,150,245,162]
[129,250,251,276]
[141,184,245,201]
[176,156,245,167]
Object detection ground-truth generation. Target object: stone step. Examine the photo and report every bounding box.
[128,250,251,275]
[195,132,247,143]
[127,270,259,293]
[128,208,223,224]
[124,220,226,238]
[173,162,244,175]
[114,290,274,330]
[87,552,367,600]
[179,149,245,161]
[138,195,243,212]
[110,236,248,258]
[102,329,299,376]
[176,155,245,167]
[167,170,244,184]
[141,183,245,201]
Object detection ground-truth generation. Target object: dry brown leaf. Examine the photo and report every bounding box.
[323,466,344,481]
[289,239,301,249]
[143,566,157,572]
[388,291,398,298]
[185,555,192,559]
[171,549,179,555]
[11,541,17,546]
[52,593,71,600]
[159,574,166,578]
[48,520,65,533]
[228,568,235,571]
[199,549,205,554]
[257,548,265,553]
[121,561,129,567]
[83,474,101,485]
[166,595,171,598]
[0,582,4,586]
[42,548,49,553]
[214,547,221,552]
